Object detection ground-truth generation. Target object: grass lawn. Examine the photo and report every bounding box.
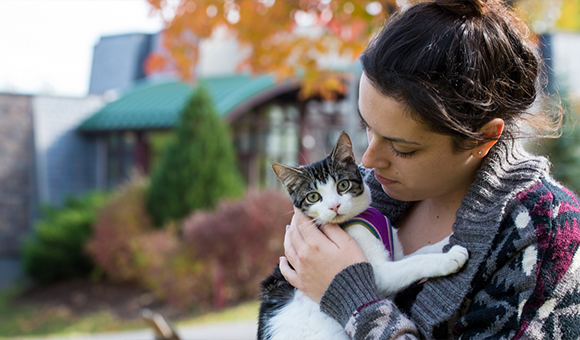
[0,287,259,339]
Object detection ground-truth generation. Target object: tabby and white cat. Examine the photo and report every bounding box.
[257,132,469,340]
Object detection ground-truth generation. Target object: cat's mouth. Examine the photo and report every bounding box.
[314,214,349,226]
[328,214,349,224]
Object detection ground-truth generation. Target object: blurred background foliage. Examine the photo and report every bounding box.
[533,91,580,193]
[87,178,291,310]
[145,0,400,99]
[554,0,580,31]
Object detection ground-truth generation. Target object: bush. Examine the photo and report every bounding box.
[129,229,202,309]
[85,178,154,283]
[180,190,293,308]
[22,192,108,283]
[146,85,245,227]
[86,186,293,311]
[85,178,199,309]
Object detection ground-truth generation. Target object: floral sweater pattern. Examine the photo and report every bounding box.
[320,139,580,339]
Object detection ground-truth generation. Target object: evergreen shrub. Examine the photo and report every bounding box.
[146,85,245,227]
[22,192,108,283]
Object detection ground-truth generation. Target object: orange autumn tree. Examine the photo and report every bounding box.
[145,0,398,99]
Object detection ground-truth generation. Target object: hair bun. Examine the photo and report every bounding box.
[434,0,490,16]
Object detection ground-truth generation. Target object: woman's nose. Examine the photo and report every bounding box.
[361,138,389,169]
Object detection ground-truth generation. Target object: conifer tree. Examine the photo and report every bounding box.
[146,84,245,227]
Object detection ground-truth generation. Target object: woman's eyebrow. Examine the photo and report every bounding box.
[357,107,421,145]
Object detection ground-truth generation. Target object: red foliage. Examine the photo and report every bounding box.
[181,189,292,307]
[145,0,398,99]
[143,51,169,76]
[85,180,155,283]
[86,186,292,310]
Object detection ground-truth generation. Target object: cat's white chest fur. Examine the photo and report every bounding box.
[266,290,346,340]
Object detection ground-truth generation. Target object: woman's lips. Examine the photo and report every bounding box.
[375,173,397,186]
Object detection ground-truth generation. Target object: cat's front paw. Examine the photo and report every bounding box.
[444,245,469,273]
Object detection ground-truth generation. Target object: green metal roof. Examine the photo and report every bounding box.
[78,74,285,132]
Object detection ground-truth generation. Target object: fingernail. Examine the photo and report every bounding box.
[286,225,290,231]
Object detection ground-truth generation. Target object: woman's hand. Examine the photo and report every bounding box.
[279,207,368,303]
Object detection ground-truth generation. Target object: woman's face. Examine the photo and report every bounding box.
[358,73,482,203]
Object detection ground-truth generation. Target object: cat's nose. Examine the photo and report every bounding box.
[330,204,341,213]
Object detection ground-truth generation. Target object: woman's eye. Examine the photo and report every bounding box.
[306,192,320,203]
[337,180,350,193]
[359,119,369,131]
[390,145,416,158]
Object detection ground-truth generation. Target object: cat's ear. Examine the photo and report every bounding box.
[272,163,303,188]
[331,131,355,164]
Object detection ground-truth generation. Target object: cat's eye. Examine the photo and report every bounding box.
[337,180,350,193]
[306,192,320,203]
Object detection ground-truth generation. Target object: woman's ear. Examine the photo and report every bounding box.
[473,118,504,158]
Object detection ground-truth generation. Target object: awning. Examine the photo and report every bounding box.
[78,74,298,132]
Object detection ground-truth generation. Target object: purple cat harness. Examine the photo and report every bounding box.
[339,207,394,261]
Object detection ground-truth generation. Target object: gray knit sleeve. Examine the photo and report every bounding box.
[320,262,420,339]
[320,262,382,326]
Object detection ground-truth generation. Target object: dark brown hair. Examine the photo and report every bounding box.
[360,0,558,151]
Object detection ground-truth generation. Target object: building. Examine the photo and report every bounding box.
[78,31,365,190]
[0,93,105,256]
[77,73,362,189]
[89,33,156,96]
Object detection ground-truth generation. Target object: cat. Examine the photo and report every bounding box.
[257,131,469,340]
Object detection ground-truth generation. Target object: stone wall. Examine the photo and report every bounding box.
[32,95,104,206]
[0,94,34,256]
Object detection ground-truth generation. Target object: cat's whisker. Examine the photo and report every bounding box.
[305,167,316,181]
[297,219,318,230]
[281,210,295,217]
[297,151,308,166]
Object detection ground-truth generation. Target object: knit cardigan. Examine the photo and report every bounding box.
[320,138,580,339]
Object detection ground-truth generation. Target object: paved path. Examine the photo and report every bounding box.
[13,321,257,340]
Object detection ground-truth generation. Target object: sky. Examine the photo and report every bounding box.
[0,0,167,97]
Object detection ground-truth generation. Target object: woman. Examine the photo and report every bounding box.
[279,0,580,338]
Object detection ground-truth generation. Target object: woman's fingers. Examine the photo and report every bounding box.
[290,207,325,246]
[279,256,301,288]
[283,224,298,265]
[319,222,356,247]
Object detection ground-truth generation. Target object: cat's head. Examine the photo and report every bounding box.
[272,132,370,225]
